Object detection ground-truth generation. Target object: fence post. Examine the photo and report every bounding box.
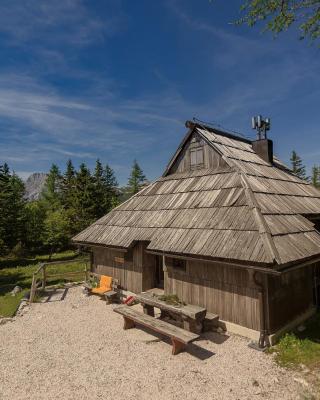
[42,264,46,290]
[29,274,36,303]
[85,262,89,282]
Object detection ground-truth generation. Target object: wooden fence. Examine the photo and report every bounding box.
[29,258,90,303]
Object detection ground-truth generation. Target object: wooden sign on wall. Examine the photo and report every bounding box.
[114,256,124,264]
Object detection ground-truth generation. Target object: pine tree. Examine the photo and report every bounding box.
[93,159,106,219]
[41,164,62,210]
[73,163,96,231]
[0,164,26,254]
[24,201,46,252]
[128,160,146,195]
[104,164,119,212]
[0,164,9,254]
[61,159,76,209]
[290,151,307,180]
[312,166,320,188]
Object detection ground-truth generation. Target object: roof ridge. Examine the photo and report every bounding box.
[239,172,281,265]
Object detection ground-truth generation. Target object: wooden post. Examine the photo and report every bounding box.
[85,261,89,282]
[171,338,186,355]
[29,274,36,303]
[143,304,155,317]
[42,265,46,290]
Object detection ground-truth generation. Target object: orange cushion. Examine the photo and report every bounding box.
[99,275,112,289]
[91,287,111,295]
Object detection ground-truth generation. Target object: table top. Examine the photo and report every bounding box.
[135,292,206,320]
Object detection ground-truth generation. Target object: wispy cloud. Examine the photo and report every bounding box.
[0,0,123,47]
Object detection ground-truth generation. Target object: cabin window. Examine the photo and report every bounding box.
[172,258,186,272]
[190,147,204,169]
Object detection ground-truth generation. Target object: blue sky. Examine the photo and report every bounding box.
[0,0,319,184]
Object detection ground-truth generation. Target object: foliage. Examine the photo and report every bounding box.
[127,160,147,196]
[24,201,46,252]
[236,0,320,43]
[0,158,134,256]
[270,314,320,368]
[158,294,186,306]
[0,164,26,255]
[41,164,62,210]
[43,209,70,256]
[311,165,320,188]
[290,150,308,180]
[0,250,87,317]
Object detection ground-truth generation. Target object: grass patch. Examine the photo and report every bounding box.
[270,313,320,369]
[158,294,186,306]
[0,250,89,317]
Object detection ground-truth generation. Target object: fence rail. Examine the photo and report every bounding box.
[29,258,90,303]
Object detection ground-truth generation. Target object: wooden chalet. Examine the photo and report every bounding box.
[73,120,320,346]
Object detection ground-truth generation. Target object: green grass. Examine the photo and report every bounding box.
[0,250,89,317]
[270,313,320,369]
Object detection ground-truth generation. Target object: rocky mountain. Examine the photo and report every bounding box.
[24,173,47,201]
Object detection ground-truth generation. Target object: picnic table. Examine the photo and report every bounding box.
[135,292,207,334]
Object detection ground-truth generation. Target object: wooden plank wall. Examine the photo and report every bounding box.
[93,243,157,293]
[165,258,260,331]
[169,133,229,174]
[267,265,314,332]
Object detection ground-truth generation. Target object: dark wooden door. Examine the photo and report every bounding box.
[155,256,164,289]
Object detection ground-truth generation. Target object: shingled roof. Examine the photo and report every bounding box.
[73,122,320,270]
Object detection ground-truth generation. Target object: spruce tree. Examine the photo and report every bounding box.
[104,164,119,212]
[41,164,62,210]
[61,159,76,209]
[73,163,96,231]
[93,159,106,219]
[312,166,320,188]
[128,160,146,195]
[290,151,307,180]
[0,164,26,254]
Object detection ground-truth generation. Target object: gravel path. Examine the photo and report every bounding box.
[0,286,313,400]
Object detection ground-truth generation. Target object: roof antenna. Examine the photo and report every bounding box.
[251,115,271,140]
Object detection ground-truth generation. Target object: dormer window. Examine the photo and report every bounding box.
[190,147,204,170]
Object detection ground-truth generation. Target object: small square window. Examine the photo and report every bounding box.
[172,258,186,272]
[190,148,204,169]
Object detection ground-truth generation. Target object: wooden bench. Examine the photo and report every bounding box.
[135,292,207,334]
[114,305,199,355]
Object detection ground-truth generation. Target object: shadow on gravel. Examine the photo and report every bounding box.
[40,288,69,303]
[131,324,216,360]
[204,331,230,345]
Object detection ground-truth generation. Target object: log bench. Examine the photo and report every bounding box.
[135,292,207,334]
[114,305,199,355]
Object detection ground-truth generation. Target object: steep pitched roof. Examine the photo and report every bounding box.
[73,122,320,269]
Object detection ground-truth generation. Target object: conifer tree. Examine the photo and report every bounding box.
[61,159,76,209]
[104,164,119,212]
[73,163,96,231]
[128,160,146,195]
[0,164,25,254]
[93,159,107,219]
[290,151,307,180]
[41,164,62,210]
[312,166,320,188]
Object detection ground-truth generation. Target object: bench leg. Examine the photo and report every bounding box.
[123,316,135,330]
[171,338,186,355]
[143,304,155,317]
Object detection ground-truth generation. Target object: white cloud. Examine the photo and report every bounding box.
[0,0,123,47]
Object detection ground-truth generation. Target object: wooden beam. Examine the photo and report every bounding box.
[145,250,281,275]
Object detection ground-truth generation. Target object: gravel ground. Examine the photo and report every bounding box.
[0,286,314,400]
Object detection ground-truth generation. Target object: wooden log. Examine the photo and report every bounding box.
[135,292,206,320]
[114,305,199,355]
[42,266,46,290]
[171,338,186,355]
[123,316,135,330]
[29,274,37,303]
[143,304,155,317]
